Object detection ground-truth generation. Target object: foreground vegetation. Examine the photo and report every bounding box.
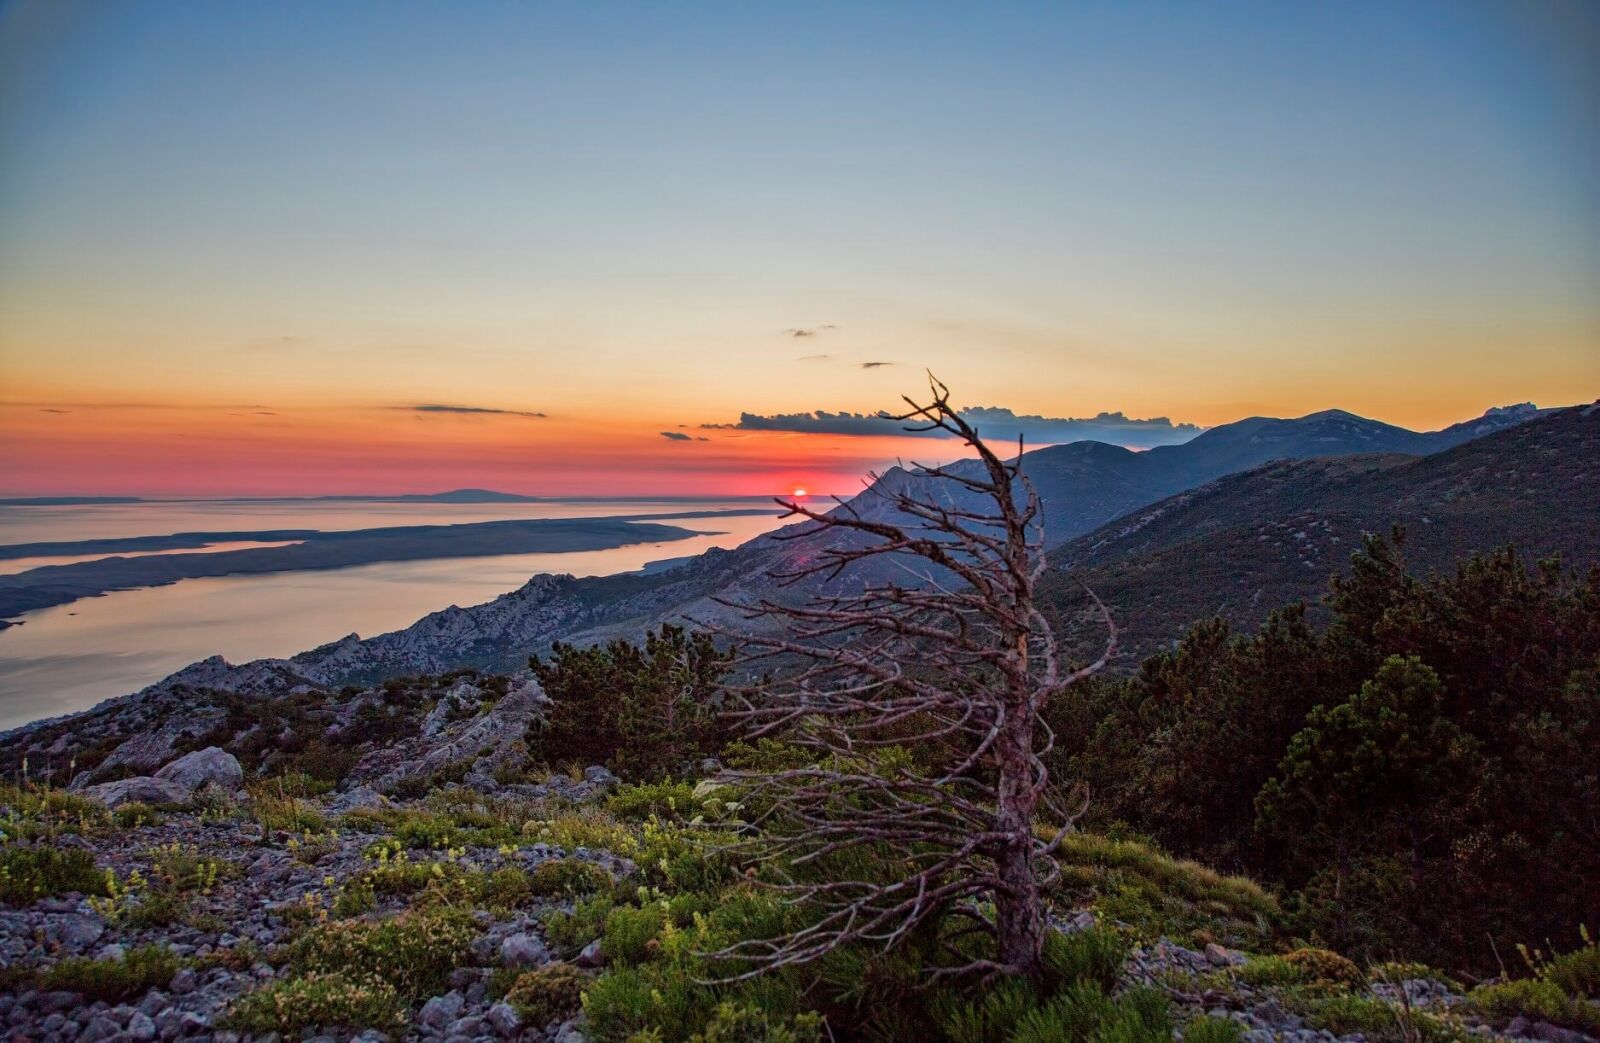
[1050,533,1599,971]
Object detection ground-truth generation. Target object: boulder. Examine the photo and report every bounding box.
[154,747,243,792]
[327,785,387,814]
[575,938,605,968]
[80,776,191,808]
[418,991,465,1030]
[500,931,550,968]
[486,1002,524,1037]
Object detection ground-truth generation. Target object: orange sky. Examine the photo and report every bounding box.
[2,2,1597,496]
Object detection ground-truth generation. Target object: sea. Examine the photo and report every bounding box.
[0,499,788,730]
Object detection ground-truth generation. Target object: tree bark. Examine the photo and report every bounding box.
[994,686,1045,976]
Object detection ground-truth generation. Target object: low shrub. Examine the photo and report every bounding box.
[110,802,160,829]
[504,962,587,1026]
[0,783,108,838]
[147,841,235,895]
[288,907,477,1000]
[0,845,106,905]
[543,894,613,957]
[473,865,535,908]
[1524,930,1600,1000]
[1041,926,1129,993]
[529,858,612,898]
[1183,1016,1245,1043]
[522,811,639,858]
[1472,978,1600,1034]
[602,902,671,965]
[692,1000,823,1043]
[606,780,700,822]
[1010,982,1171,1043]
[1283,947,1364,986]
[226,971,407,1034]
[1237,955,1303,987]
[1306,994,1454,1043]
[39,945,178,1002]
[247,786,327,833]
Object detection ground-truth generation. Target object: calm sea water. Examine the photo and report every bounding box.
[0,500,785,730]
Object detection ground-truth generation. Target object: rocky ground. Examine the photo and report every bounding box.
[2,742,626,1042]
[3,670,1596,1043]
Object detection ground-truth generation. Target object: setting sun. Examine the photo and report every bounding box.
[792,487,808,498]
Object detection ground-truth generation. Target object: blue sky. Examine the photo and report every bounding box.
[1,0,1596,494]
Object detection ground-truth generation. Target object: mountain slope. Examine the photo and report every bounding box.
[0,402,1560,729]
[1040,401,1600,664]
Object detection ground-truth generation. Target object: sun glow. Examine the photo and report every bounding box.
[792,487,807,498]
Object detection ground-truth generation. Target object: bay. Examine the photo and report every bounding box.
[0,500,785,729]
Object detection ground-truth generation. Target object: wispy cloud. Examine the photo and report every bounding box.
[399,404,547,418]
[797,353,833,362]
[702,406,1204,448]
[39,408,71,414]
[660,430,709,442]
[859,361,894,369]
[781,324,837,338]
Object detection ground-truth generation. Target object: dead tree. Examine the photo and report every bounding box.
[703,377,1114,982]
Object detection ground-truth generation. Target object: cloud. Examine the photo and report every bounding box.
[797,353,833,362]
[399,404,546,418]
[660,431,709,442]
[39,408,71,414]
[703,406,1205,449]
[781,324,837,338]
[859,361,894,369]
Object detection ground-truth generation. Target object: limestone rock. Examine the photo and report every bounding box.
[155,747,243,792]
[80,776,191,808]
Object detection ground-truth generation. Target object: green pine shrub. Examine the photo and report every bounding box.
[226,972,407,1034]
[528,857,612,898]
[503,962,587,1026]
[1182,1016,1244,1043]
[38,944,178,1002]
[287,906,477,1000]
[0,845,106,905]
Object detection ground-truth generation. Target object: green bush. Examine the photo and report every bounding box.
[1534,934,1600,999]
[110,802,160,828]
[226,972,407,1033]
[1472,978,1600,1034]
[692,1000,823,1043]
[288,907,477,1000]
[603,902,671,965]
[1041,926,1129,993]
[606,780,701,821]
[1237,954,1305,987]
[1010,982,1171,1043]
[1183,1016,1244,1043]
[473,865,534,908]
[0,783,109,838]
[504,962,587,1026]
[543,894,614,957]
[0,845,106,905]
[1306,994,1454,1043]
[1283,946,1364,986]
[529,858,613,899]
[39,945,178,1001]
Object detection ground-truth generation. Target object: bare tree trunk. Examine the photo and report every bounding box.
[994,708,1045,975]
[701,376,1115,983]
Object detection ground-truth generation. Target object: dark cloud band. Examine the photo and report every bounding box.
[704,406,1202,448]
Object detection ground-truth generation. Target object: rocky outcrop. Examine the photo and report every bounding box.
[348,675,551,795]
[70,708,228,787]
[79,776,192,808]
[153,747,243,793]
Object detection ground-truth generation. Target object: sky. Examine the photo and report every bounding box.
[1,0,1597,497]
